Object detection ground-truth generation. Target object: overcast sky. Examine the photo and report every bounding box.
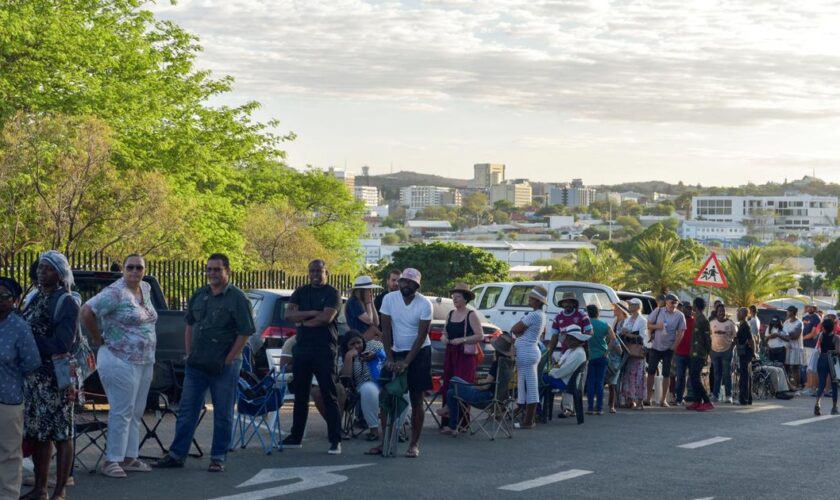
[150,0,840,186]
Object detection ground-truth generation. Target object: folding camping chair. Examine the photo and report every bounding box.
[423,373,444,428]
[139,360,206,459]
[73,390,108,473]
[234,345,286,454]
[452,357,516,440]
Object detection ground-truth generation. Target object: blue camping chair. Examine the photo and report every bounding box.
[234,345,286,454]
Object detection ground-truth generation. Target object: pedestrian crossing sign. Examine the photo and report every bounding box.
[693,252,728,288]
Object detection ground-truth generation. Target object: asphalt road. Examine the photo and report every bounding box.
[67,396,840,500]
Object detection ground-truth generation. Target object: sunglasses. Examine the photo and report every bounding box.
[0,292,14,301]
[125,265,144,271]
[206,267,224,273]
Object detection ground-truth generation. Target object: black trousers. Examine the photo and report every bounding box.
[689,356,711,405]
[738,355,752,404]
[290,349,342,445]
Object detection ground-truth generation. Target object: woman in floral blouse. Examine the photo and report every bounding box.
[80,254,158,478]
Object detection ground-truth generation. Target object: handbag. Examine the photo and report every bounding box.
[53,293,97,386]
[831,353,840,383]
[52,354,73,390]
[461,311,485,364]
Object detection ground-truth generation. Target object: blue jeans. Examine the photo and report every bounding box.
[585,356,608,412]
[169,360,241,461]
[674,354,690,403]
[446,377,493,430]
[711,350,732,398]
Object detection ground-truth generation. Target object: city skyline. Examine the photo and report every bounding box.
[151,1,840,186]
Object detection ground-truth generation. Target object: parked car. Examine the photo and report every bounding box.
[424,296,502,375]
[245,288,350,349]
[469,281,620,336]
[616,291,657,315]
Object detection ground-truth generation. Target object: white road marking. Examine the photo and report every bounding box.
[782,415,840,426]
[498,469,593,492]
[206,464,373,500]
[677,437,732,449]
[735,404,783,414]
[693,497,715,500]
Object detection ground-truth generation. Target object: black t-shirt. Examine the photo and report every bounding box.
[289,284,341,352]
[736,321,752,347]
[374,291,388,314]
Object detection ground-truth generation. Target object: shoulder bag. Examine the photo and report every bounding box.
[461,311,485,364]
[53,293,97,388]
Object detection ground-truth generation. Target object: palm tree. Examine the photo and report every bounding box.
[574,247,629,289]
[717,246,796,307]
[629,238,697,294]
[798,273,826,299]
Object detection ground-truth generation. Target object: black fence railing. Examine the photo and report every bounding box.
[1,251,352,310]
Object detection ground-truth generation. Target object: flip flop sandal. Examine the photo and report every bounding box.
[208,461,225,473]
[100,462,127,478]
[122,459,152,472]
[364,447,383,456]
[405,448,420,458]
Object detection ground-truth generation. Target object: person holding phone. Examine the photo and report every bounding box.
[710,303,736,404]
[338,330,385,441]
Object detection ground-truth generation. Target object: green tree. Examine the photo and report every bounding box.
[616,215,642,236]
[573,247,629,289]
[493,209,511,224]
[762,241,803,263]
[798,273,826,298]
[381,242,509,296]
[717,246,796,307]
[381,234,400,245]
[493,200,516,213]
[533,258,576,280]
[815,237,840,282]
[629,239,697,294]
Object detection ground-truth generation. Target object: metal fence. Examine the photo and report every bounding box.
[0,251,352,310]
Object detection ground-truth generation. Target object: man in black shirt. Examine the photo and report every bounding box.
[282,260,343,454]
[374,269,401,314]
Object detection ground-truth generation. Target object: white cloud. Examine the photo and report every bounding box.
[150,0,840,126]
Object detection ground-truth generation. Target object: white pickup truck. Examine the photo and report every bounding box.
[469,281,620,335]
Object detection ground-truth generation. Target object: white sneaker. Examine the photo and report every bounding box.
[328,442,342,455]
[726,397,734,404]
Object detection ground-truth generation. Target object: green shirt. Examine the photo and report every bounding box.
[185,284,255,359]
[589,319,610,360]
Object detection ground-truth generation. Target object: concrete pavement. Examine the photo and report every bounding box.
[67,396,840,500]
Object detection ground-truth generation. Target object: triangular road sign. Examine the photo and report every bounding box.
[693,252,728,288]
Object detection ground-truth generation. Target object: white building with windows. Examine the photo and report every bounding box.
[680,220,747,241]
[354,185,380,208]
[399,185,461,210]
[691,194,837,232]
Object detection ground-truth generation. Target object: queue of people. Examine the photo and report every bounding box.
[4,250,840,499]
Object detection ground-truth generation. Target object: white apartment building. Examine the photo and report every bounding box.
[473,163,506,188]
[548,185,596,208]
[327,167,355,191]
[691,194,837,232]
[490,180,532,207]
[399,185,462,210]
[354,185,380,208]
[680,220,747,241]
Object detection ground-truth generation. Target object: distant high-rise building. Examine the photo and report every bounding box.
[399,186,462,210]
[354,185,380,208]
[490,180,532,207]
[549,182,596,208]
[473,163,506,189]
[327,167,355,192]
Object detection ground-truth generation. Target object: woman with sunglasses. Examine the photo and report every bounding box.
[80,254,158,478]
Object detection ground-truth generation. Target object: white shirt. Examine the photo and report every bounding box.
[783,319,804,349]
[621,314,649,347]
[767,326,786,349]
[380,291,433,352]
[548,346,586,385]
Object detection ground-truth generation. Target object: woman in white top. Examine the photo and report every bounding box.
[619,299,648,410]
[782,306,804,389]
[509,286,548,429]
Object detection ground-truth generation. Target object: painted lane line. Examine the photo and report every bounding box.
[498,469,593,492]
[735,405,782,414]
[782,415,840,426]
[677,437,732,449]
[693,497,715,500]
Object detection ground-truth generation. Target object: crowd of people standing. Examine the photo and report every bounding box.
[2,250,839,499]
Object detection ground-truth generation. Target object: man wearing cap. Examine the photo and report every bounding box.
[801,304,822,396]
[547,291,592,362]
[645,293,686,407]
[376,268,433,458]
[282,259,343,455]
[0,277,41,497]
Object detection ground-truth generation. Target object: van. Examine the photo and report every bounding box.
[469,281,620,336]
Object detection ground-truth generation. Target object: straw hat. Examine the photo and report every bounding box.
[563,324,592,342]
[614,300,630,315]
[448,283,475,302]
[492,334,515,357]
[529,285,549,305]
[557,291,578,308]
[352,276,382,289]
